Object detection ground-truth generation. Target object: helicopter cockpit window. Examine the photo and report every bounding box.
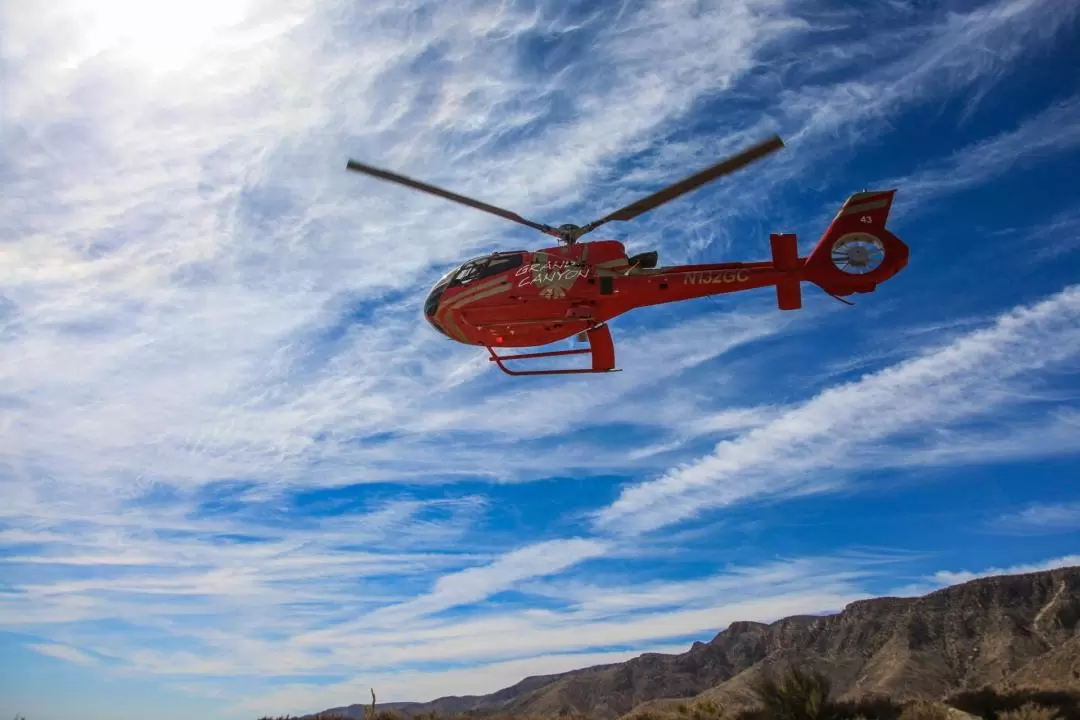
[449,253,524,287]
[451,259,485,286]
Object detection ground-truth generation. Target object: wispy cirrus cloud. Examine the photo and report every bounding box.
[1028,207,1080,263]
[25,642,99,666]
[0,0,810,495]
[777,0,1080,144]
[229,553,880,715]
[991,502,1080,535]
[594,284,1080,535]
[3,0,1080,718]
[4,0,1075,497]
[885,94,1080,216]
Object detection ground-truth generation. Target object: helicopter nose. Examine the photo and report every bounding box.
[424,284,451,337]
[424,285,442,317]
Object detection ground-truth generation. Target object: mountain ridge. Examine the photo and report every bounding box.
[314,566,1080,720]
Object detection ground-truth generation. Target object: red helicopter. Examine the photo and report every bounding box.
[345,135,909,376]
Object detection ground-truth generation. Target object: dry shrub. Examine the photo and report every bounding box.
[897,700,953,720]
[947,687,1080,720]
[676,698,727,720]
[999,704,1061,720]
[834,694,903,720]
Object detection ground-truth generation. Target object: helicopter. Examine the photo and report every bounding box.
[344,134,909,376]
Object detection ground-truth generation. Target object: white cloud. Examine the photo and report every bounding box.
[0,496,493,647]
[9,552,876,683]
[231,554,878,714]
[1028,208,1080,263]
[886,551,1080,599]
[407,310,789,440]
[0,0,813,497]
[930,555,1080,586]
[2,1,832,700]
[25,642,98,666]
[4,0,1075,499]
[779,0,1080,145]
[992,502,1080,534]
[595,284,1080,534]
[310,537,611,635]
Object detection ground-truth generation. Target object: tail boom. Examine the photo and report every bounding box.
[603,190,908,313]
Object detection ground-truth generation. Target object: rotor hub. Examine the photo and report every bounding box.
[556,224,585,244]
[846,244,872,267]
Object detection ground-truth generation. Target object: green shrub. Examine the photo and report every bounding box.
[750,666,836,720]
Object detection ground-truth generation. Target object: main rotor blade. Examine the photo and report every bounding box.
[583,134,785,231]
[345,159,562,239]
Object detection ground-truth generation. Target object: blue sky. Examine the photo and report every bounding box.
[2,0,1080,718]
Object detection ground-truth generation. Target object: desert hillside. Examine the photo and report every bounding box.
[314,566,1080,720]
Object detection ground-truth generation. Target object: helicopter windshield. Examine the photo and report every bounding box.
[448,252,524,287]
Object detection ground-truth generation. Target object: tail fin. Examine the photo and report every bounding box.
[770,232,802,310]
[801,189,909,299]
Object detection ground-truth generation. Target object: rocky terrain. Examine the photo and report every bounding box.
[315,566,1080,720]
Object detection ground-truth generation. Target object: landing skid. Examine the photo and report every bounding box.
[486,323,620,376]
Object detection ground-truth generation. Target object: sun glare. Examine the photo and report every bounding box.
[65,0,252,72]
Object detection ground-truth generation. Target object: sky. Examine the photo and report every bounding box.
[1,0,1080,718]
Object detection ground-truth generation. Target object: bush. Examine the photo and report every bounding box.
[750,666,836,720]
[999,704,1062,720]
[946,688,1080,720]
[834,695,904,720]
[676,699,727,720]
[897,700,953,720]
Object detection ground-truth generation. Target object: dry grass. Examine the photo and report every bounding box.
[896,700,953,720]
[674,699,728,720]
[946,687,1080,720]
[999,704,1062,720]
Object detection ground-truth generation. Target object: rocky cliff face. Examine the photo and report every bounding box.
[316,566,1080,720]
